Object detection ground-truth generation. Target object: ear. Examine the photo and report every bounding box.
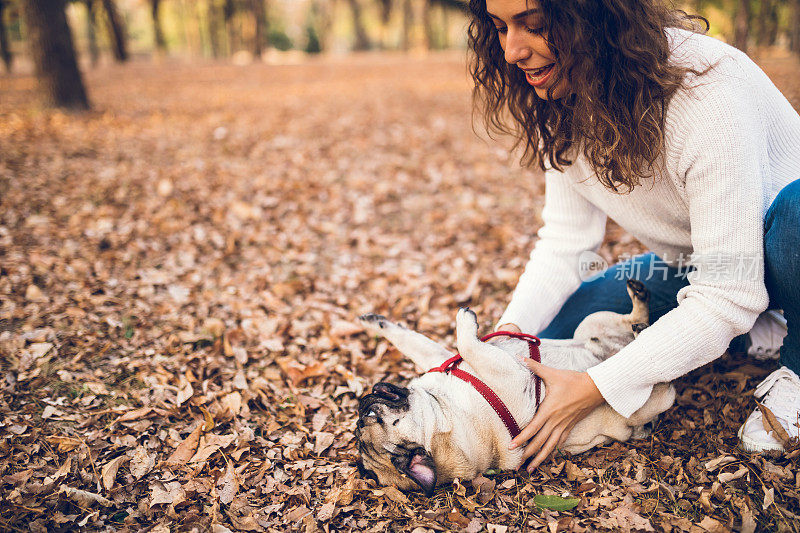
[392,448,437,496]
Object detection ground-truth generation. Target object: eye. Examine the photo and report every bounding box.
[526,26,544,35]
[366,407,383,423]
[393,419,399,426]
[495,26,507,34]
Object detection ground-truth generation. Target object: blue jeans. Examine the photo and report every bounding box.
[538,179,800,374]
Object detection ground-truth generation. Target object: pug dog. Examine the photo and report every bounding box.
[355,279,675,495]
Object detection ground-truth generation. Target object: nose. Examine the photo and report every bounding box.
[504,27,532,65]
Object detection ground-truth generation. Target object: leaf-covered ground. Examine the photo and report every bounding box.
[2,51,800,532]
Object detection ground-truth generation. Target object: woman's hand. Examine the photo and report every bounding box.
[510,360,605,471]
[497,323,522,333]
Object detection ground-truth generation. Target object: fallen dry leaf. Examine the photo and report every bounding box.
[705,455,737,472]
[150,480,186,508]
[129,445,156,480]
[46,436,82,453]
[176,378,194,406]
[740,505,757,533]
[59,485,113,507]
[166,423,203,464]
[101,455,127,490]
[763,486,775,510]
[718,465,748,483]
[698,515,728,533]
[757,402,791,447]
[217,461,238,505]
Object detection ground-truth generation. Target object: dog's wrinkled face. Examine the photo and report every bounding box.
[355,382,437,495]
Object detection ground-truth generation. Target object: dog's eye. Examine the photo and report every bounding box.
[393,419,399,426]
[365,407,384,424]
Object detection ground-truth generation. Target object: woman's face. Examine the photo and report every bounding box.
[485,0,569,99]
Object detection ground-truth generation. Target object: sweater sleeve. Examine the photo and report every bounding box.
[587,70,771,418]
[497,168,607,334]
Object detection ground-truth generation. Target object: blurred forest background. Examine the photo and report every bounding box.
[1,0,799,108]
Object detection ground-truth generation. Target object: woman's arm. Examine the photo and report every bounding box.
[497,169,607,334]
[585,73,770,419]
[513,65,772,468]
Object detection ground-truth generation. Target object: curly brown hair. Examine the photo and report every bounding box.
[468,0,709,192]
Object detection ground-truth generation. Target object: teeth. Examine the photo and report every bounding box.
[526,64,553,83]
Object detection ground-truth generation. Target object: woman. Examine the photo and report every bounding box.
[467,0,800,470]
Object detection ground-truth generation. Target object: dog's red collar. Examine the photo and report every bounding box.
[426,331,542,439]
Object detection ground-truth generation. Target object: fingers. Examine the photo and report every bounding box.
[508,372,559,450]
[522,358,549,380]
[520,417,556,462]
[510,391,558,449]
[527,430,563,471]
[509,408,547,449]
[557,430,570,449]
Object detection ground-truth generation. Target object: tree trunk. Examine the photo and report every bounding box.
[207,0,222,57]
[377,0,391,49]
[755,0,779,47]
[223,0,237,53]
[791,0,800,55]
[84,0,99,66]
[401,0,412,51]
[151,0,167,52]
[0,0,13,73]
[251,0,267,57]
[192,0,206,56]
[379,0,391,24]
[764,1,779,47]
[312,0,333,52]
[756,0,767,47]
[732,0,750,53]
[439,2,449,49]
[421,0,434,50]
[101,0,128,61]
[347,0,370,51]
[22,0,90,109]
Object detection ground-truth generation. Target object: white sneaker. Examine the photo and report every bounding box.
[738,366,800,453]
[747,310,787,360]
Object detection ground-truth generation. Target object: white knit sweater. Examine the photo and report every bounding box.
[497,28,800,418]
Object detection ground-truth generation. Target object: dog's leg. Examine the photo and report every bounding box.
[359,313,454,371]
[631,322,648,337]
[626,382,676,427]
[454,308,529,383]
[573,279,651,359]
[626,279,650,325]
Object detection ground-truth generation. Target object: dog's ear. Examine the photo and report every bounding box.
[392,448,437,496]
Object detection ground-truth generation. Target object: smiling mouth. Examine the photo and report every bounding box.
[524,63,555,86]
[527,64,553,76]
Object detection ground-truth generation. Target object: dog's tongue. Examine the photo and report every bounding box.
[409,454,435,486]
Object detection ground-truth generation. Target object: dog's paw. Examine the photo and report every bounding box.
[626,279,650,302]
[631,422,653,440]
[359,313,392,332]
[631,322,648,336]
[456,307,479,337]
